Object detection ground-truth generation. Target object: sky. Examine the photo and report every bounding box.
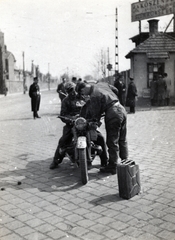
[0,0,174,78]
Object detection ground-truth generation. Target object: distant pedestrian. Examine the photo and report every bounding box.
[126,77,138,114]
[57,78,67,102]
[75,78,83,92]
[114,73,126,106]
[163,73,171,106]
[3,85,8,96]
[29,77,41,119]
[72,77,77,85]
[157,74,167,106]
[150,78,157,106]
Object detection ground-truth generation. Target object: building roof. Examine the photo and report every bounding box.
[125,32,175,59]
[130,32,175,44]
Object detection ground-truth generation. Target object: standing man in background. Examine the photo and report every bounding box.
[57,77,67,102]
[126,77,138,114]
[114,73,126,106]
[72,77,77,85]
[163,73,171,106]
[29,77,41,119]
[157,74,167,106]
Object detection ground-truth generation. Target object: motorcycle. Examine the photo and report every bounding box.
[57,114,103,185]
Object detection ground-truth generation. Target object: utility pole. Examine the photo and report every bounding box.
[48,63,50,91]
[107,48,112,83]
[115,8,119,74]
[31,60,34,77]
[107,47,110,83]
[22,51,26,94]
[67,67,69,78]
[174,1,175,32]
[139,0,141,33]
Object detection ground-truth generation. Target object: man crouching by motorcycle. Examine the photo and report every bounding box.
[50,82,108,169]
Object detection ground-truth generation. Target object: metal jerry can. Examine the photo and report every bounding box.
[117,160,141,199]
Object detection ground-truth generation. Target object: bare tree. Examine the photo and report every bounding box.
[100,49,107,79]
[84,75,93,81]
[92,48,107,80]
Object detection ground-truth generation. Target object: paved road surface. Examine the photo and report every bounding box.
[0,90,175,240]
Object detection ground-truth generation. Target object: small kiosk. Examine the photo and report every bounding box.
[125,1,175,104]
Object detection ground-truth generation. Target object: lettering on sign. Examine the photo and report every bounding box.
[131,0,175,22]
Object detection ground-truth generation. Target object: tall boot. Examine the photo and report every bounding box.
[36,112,41,118]
[33,112,36,119]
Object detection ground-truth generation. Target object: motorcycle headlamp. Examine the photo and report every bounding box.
[75,117,87,131]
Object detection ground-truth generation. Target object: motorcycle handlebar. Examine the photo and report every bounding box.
[57,114,102,127]
[57,115,74,123]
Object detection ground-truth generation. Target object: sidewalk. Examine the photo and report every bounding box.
[0,90,175,240]
[0,87,57,98]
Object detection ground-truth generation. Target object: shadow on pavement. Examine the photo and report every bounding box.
[0,157,108,193]
[0,117,32,121]
[89,193,122,205]
[39,112,59,117]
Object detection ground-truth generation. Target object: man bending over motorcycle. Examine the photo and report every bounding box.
[77,81,128,175]
[50,82,108,169]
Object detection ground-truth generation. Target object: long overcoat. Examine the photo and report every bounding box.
[114,79,126,106]
[150,80,157,100]
[29,83,41,112]
[126,81,137,107]
[157,78,167,100]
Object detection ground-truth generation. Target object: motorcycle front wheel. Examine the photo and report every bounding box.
[78,148,88,185]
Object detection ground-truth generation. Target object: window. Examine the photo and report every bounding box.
[147,63,164,88]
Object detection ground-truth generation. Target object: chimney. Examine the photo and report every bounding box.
[148,19,159,36]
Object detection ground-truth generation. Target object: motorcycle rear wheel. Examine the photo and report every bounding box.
[78,148,88,185]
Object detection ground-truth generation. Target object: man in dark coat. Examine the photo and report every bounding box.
[77,81,128,175]
[57,77,67,102]
[50,82,108,169]
[29,77,41,119]
[126,77,137,113]
[114,74,126,106]
[157,74,167,106]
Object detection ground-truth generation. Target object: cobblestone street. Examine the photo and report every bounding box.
[0,90,175,240]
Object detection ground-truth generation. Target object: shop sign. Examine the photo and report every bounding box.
[131,0,175,22]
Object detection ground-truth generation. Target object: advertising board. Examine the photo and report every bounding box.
[131,0,175,22]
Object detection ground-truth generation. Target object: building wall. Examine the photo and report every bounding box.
[7,54,15,81]
[6,81,23,93]
[0,32,5,94]
[130,53,175,99]
[133,54,148,97]
[164,53,175,97]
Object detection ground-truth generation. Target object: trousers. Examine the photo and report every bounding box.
[105,103,128,166]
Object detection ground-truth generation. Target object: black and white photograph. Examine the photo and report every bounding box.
[0,0,175,239]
